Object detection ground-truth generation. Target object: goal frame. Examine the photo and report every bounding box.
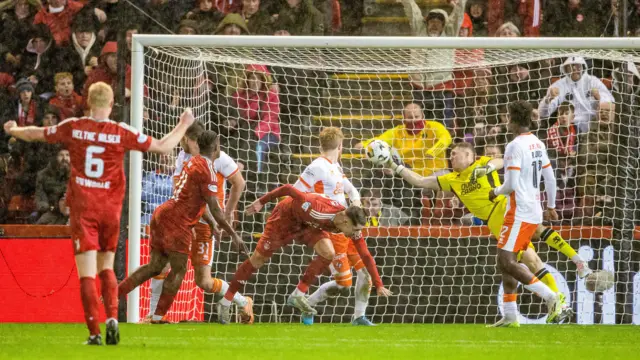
[127,34,640,324]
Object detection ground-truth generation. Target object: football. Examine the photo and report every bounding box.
[585,270,615,293]
[366,140,391,166]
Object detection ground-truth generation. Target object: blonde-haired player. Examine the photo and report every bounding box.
[289,127,391,326]
[4,81,195,344]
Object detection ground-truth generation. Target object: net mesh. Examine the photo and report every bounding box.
[137,43,640,324]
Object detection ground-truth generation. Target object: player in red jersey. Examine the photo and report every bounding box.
[117,131,248,321]
[3,82,195,345]
[217,184,391,324]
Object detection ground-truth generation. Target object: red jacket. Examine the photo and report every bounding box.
[33,0,85,46]
[233,88,280,141]
[49,92,84,120]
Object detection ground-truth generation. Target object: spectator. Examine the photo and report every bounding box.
[241,0,275,35]
[541,0,607,37]
[48,72,83,120]
[576,101,617,224]
[18,23,60,95]
[274,0,324,35]
[4,78,43,127]
[538,56,614,133]
[356,103,452,177]
[177,19,201,35]
[546,101,577,172]
[35,147,69,224]
[215,0,242,13]
[361,188,410,226]
[467,0,487,36]
[140,153,174,225]
[231,64,280,175]
[0,0,42,54]
[214,13,250,34]
[401,0,466,129]
[184,0,225,34]
[82,41,131,110]
[33,0,86,47]
[628,0,640,36]
[487,0,542,36]
[56,14,102,90]
[494,21,519,37]
[483,142,503,158]
[41,103,60,126]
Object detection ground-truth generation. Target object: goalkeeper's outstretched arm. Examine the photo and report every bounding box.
[383,159,439,190]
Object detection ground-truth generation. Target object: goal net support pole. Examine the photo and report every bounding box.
[127,35,640,324]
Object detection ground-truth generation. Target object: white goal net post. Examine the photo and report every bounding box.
[127,35,640,325]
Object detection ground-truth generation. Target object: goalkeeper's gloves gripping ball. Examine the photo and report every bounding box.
[470,163,496,183]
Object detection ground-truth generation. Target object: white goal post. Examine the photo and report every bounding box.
[127,35,640,324]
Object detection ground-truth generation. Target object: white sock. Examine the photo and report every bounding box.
[308,280,339,307]
[148,278,163,316]
[524,279,556,303]
[219,297,232,307]
[571,254,585,264]
[218,280,247,306]
[106,317,118,325]
[503,301,518,321]
[353,269,371,318]
[152,314,163,321]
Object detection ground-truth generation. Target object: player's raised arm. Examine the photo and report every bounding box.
[383,158,439,190]
[147,108,196,154]
[245,184,304,215]
[3,121,46,142]
[471,158,504,182]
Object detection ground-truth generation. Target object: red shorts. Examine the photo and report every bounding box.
[69,208,121,254]
[150,206,192,255]
[190,222,214,267]
[255,203,329,258]
[497,219,537,253]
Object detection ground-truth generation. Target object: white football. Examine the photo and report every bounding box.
[366,140,391,166]
[585,270,614,293]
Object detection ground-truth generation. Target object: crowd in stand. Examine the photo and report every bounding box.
[0,0,638,226]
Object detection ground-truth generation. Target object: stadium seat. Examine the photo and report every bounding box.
[7,195,36,224]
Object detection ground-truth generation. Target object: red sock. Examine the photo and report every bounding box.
[297,256,331,293]
[80,277,101,336]
[117,276,136,298]
[154,291,177,317]
[224,259,257,301]
[99,269,118,319]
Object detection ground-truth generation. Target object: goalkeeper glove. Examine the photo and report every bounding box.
[470,163,497,183]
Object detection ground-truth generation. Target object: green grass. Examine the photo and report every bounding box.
[0,323,638,360]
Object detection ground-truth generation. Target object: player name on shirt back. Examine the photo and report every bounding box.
[71,129,121,144]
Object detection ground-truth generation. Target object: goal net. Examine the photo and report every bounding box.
[128,36,640,325]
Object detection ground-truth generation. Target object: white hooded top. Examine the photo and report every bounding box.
[538,56,614,133]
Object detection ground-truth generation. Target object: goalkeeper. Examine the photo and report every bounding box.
[383,141,592,322]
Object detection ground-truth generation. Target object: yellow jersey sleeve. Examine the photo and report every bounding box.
[424,121,453,158]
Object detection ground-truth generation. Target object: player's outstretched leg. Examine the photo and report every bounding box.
[289,255,332,315]
[118,249,169,298]
[152,252,189,323]
[538,226,592,278]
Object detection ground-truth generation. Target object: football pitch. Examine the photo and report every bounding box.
[1,323,638,360]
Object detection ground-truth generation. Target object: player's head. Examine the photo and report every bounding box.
[335,205,367,237]
[181,121,205,155]
[507,100,533,134]
[197,130,220,160]
[319,127,344,154]
[557,101,575,127]
[87,81,113,112]
[450,142,476,172]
